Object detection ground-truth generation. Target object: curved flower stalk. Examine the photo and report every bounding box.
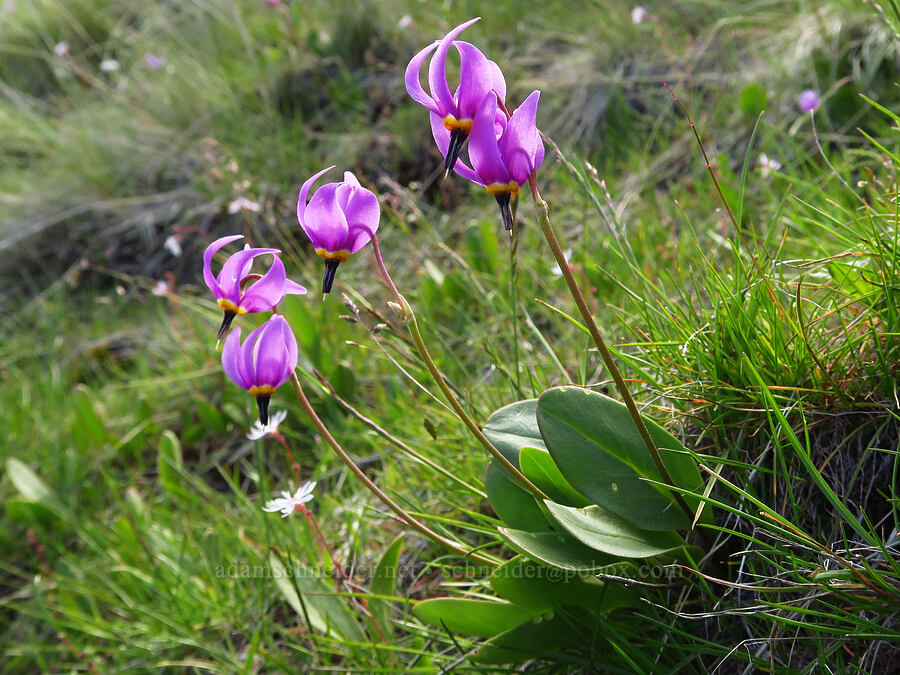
[297,167,380,295]
[203,235,306,339]
[439,90,545,231]
[405,17,507,174]
[222,315,298,425]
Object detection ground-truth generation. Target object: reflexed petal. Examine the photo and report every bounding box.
[455,41,506,120]
[202,234,243,297]
[240,322,266,386]
[342,171,361,188]
[221,327,248,390]
[217,247,278,304]
[429,112,480,184]
[302,183,349,252]
[468,92,510,186]
[428,17,482,117]
[278,318,298,387]
[253,317,291,387]
[297,165,335,225]
[404,41,441,114]
[341,184,380,254]
[499,90,544,185]
[240,254,287,313]
[283,279,307,295]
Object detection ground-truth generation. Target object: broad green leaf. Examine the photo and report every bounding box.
[499,528,619,572]
[474,611,590,664]
[484,399,545,468]
[5,497,58,526]
[413,598,532,638]
[519,446,591,507]
[6,458,52,502]
[157,430,184,495]
[537,387,703,530]
[544,502,684,559]
[269,553,366,642]
[369,534,404,641]
[490,556,638,614]
[739,83,767,117]
[484,461,551,532]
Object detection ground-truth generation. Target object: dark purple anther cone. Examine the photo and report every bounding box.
[322,259,341,295]
[494,192,514,231]
[217,310,237,340]
[256,394,271,426]
[444,128,468,174]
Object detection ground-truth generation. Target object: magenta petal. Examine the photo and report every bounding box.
[240,254,287,313]
[430,112,480,184]
[341,186,380,254]
[221,327,248,390]
[455,41,506,120]
[203,234,243,297]
[253,317,290,387]
[404,42,441,114]
[428,17,481,118]
[216,247,279,304]
[297,166,335,225]
[468,92,510,186]
[283,279,307,295]
[499,90,544,185]
[302,183,349,252]
[239,322,265,385]
[278,318,298,387]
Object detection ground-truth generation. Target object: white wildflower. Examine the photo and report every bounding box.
[246,409,288,440]
[228,197,262,214]
[631,6,648,24]
[758,153,781,178]
[54,41,69,57]
[164,235,182,257]
[263,481,316,518]
[100,59,120,72]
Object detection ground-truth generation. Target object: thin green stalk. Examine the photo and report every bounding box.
[288,372,497,566]
[528,174,695,525]
[370,235,550,502]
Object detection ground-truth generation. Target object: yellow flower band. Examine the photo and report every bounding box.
[443,115,474,133]
[315,248,350,262]
[485,182,520,196]
[249,385,277,397]
[218,298,247,315]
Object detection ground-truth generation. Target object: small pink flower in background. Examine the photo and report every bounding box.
[799,89,820,113]
[151,280,170,296]
[100,59,120,72]
[144,52,164,70]
[758,153,781,178]
[164,235,182,257]
[222,315,298,424]
[265,0,281,5]
[631,6,648,24]
[227,197,262,214]
[397,15,413,30]
[263,481,316,518]
[405,17,507,174]
[297,167,380,294]
[54,41,69,57]
[203,235,306,338]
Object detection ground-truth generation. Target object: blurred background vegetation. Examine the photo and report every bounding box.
[2,0,900,671]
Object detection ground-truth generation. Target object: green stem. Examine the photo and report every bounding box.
[528,174,695,524]
[370,235,550,502]
[289,372,497,566]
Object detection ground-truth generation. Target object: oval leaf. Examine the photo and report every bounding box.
[519,446,591,507]
[484,461,551,532]
[498,528,619,572]
[537,387,702,530]
[413,598,532,638]
[484,399,545,468]
[544,502,684,559]
[369,534,404,641]
[6,458,52,502]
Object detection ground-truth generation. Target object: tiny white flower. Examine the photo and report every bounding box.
[758,153,781,178]
[263,481,316,518]
[228,196,261,214]
[164,235,182,257]
[100,59,120,72]
[246,409,288,440]
[151,279,170,296]
[550,248,573,277]
[397,15,413,29]
[631,6,648,24]
[54,41,69,57]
